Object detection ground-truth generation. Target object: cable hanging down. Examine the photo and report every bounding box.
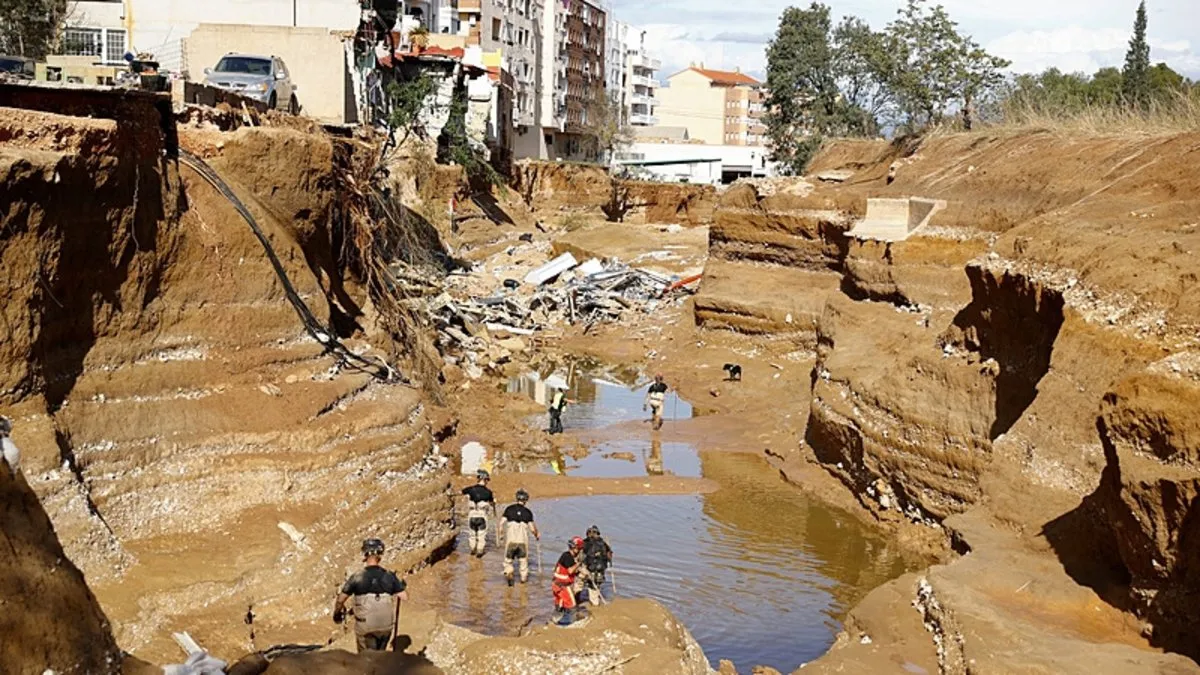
[177,149,397,383]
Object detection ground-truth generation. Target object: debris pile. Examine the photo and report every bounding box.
[423,250,698,377]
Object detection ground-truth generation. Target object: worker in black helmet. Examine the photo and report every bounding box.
[461,469,495,557]
[580,525,613,605]
[500,488,540,586]
[333,538,408,652]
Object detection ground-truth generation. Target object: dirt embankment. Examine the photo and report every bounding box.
[698,130,1200,672]
[0,98,455,663]
[511,160,716,227]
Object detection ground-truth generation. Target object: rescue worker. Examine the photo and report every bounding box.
[552,536,584,625]
[547,387,573,435]
[461,470,495,557]
[500,488,540,586]
[333,538,409,652]
[580,525,614,605]
[643,373,669,430]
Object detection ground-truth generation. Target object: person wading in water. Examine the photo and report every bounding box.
[500,488,540,586]
[547,386,575,435]
[461,470,495,557]
[643,373,669,431]
[580,525,613,605]
[552,537,584,625]
[333,538,409,652]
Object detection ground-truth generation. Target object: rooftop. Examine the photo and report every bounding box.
[679,66,760,86]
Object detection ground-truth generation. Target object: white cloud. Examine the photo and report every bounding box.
[988,26,1198,75]
[614,0,1200,83]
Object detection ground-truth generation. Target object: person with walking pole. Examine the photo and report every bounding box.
[332,538,409,652]
[580,525,614,606]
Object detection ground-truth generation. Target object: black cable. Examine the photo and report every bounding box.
[177,149,398,383]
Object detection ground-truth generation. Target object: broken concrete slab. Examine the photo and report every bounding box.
[848,197,947,242]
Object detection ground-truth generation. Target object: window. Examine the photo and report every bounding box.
[492,18,501,41]
[61,27,127,64]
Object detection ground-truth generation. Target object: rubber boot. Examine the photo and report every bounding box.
[506,574,514,587]
[557,608,575,626]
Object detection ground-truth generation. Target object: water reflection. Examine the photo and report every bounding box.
[420,452,914,672]
[506,359,692,431]
[541,437,700,478]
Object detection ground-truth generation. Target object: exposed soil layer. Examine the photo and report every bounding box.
[698,129,1200,673]
[0,102,455,663]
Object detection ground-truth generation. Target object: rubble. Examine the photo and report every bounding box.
[427,254,691,364]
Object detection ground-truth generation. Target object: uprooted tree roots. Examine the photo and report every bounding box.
[332,143,449,402]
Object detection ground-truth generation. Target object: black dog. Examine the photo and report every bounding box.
[723,363,743,381]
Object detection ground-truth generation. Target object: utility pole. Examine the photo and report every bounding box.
[293,0,298,27]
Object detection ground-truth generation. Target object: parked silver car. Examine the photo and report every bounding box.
[203,53,299,114]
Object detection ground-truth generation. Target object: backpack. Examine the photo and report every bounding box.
[583,538,608,572]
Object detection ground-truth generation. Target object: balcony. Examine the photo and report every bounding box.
[632,53,661,70]
[631,75,657,89]
[630,113,658,126]
[631,93,658,106]
[457,0,482,12]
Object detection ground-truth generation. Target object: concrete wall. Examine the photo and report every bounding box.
[185,24,352,123]
[71,1,361,74]
[656,70,723,145]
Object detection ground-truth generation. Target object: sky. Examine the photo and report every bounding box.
[608,0,1200,82]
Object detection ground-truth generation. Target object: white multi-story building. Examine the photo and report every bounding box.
[605,19,629,121]
[625,30,659,126]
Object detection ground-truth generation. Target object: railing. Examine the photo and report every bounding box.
[630,113,658,125]
[631,93,658,106]
[631,75,657,89]
[633,53,661,70]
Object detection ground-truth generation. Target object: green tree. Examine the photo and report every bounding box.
[0,0,71,58]
[1147,62,1187,99]
[1121,0,1151,109]
[1088,67,1124,105]
[386,73,440,143]
[832,16,891,135]
[586,90,635,165]
[955,43,1010,128]
[881,0,966,130]
[765,2,863,174]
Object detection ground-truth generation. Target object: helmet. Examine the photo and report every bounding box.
[0,416,10,436]
[476,469,490,481]
[362,538,385,557]
[570,536,584,549]
[515,489,530,503]
[586,525,600,537]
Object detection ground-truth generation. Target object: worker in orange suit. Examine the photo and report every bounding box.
[552,536,584,625]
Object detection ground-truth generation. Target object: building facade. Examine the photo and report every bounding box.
[605,19,629,122]
[518,0,606,161]
[477,0,540,127]
[625,30,659,126]
[655,65,765,146]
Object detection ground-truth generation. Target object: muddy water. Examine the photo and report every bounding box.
[428,363,917,671]
[506,361,693,431]
[425,450,913,672]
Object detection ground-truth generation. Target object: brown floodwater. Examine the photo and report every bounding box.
[420,448,917,672]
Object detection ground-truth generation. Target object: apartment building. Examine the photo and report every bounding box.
[605,19,629,121]
[519,0,606,160]
[656,65,766,146]
[476,0,540,127]
[625,31,659,127]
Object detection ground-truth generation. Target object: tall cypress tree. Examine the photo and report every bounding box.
[1121,0,1151,109]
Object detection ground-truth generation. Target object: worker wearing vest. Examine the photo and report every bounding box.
[643,373,669,430]
[333,538,408,652]
[500,489,540,586]
[580,525,614,606]
[553,536,584,625]
[547,387,572,435]
[461,469,495,557]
